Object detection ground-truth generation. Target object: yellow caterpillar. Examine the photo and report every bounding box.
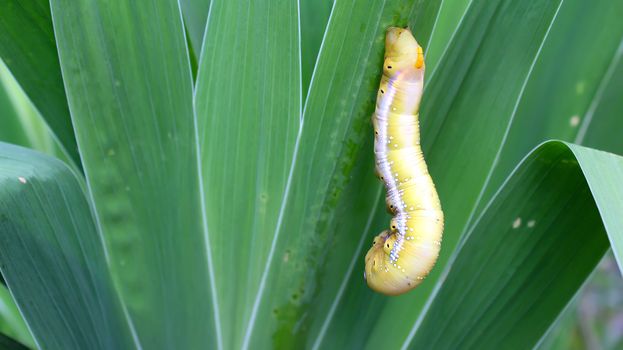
[364,27,444,296]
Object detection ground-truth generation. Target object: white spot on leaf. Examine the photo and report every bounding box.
[570,115,581,127]
[18,177,27,184]
[512,217,522,229]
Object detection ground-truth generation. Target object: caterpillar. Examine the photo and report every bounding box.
[364,27,444,296]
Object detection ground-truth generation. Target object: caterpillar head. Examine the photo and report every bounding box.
[383,27,425,77]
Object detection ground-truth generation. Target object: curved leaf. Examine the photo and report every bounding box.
[404,141,623,349]
[476,0,623,216]
[0,143,135,349]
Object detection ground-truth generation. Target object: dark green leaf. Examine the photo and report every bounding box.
[0,0,79,165]
[580,41,623,155]
[0,142,135,349]
[180,0,210,63]
[0,333,29,350]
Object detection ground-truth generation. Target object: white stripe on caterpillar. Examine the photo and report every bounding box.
[364,27,444,296]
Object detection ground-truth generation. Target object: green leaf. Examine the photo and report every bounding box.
[0,0,79,165]
[0,142,135,349]
[234,0,443,348]
[300,0,333,98]
[310,0,569,347]
[572,146,623,266]
[450,3,623,344]
[538,251,623,350]
[0,64,30,148]
[180,0,210,63]
[476,0,623,215]
[194,0,300,348]
[404,141,622,349]
[0,61,74,169]
[184,23,199,81]
[0,284,35,349]
[423,0,471,74]
[49,0,218,348]
[0,333,29,350]
[579,40,623,155]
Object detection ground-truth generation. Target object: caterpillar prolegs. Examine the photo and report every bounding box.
[364,27,444,296]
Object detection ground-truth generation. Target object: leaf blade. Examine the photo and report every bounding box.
[0,143,135,349]
[315,0,568,347]
[49,0,218,347]
[0,0,79,165]
[194,0,301,348]
[404,141,623,349]
[474,0,623,217]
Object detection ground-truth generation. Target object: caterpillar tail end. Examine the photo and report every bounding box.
[364,229,437,296]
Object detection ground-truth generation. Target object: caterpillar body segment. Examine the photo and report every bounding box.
[364,27,444,296]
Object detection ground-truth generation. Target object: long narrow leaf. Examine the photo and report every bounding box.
[424,0,471,74]
[300,0,333,98]
[0,0,78,165]
[239,0,443,348]
[0,61,72,167]
[49,0,218,348]
[0,64,30,148]
[580,42,623,154]
[194,0,301,348]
